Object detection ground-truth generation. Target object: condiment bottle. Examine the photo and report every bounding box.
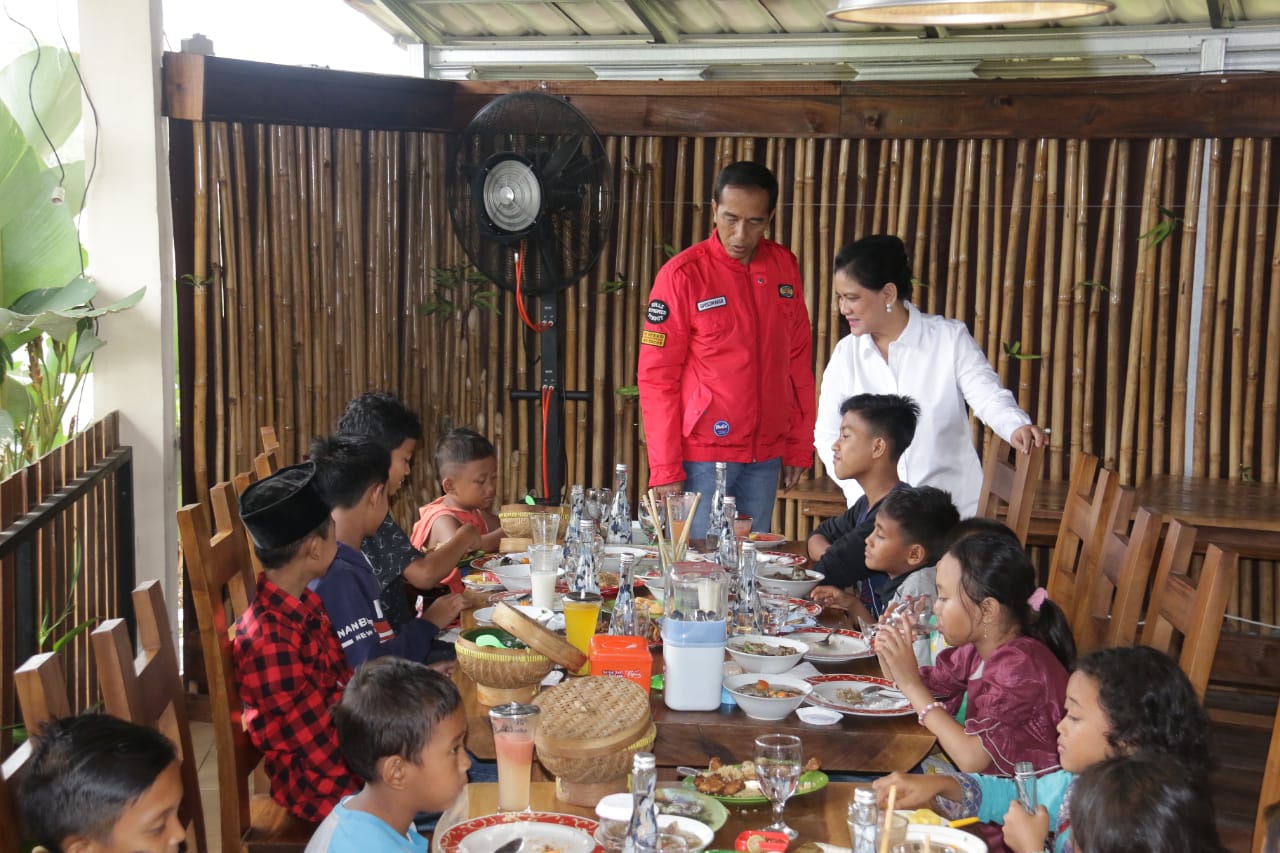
[1015,760,1038,813]
[848,788,879,853]
[705,461,729,551]
[606,463,633,544]
[609,553,638,635]
[717,495,739,572]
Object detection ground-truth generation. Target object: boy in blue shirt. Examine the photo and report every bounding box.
[306,658,470,853]
[310,435,463,668]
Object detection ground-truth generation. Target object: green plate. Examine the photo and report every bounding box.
[680,768,829,806]
[655,787,729,830]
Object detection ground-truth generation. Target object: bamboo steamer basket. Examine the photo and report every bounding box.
[455,627,552,706]
[498,504,568,541]
[533,676,655,806]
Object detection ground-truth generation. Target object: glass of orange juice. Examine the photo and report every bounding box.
[563,591,603,675]
[488,702,540,813]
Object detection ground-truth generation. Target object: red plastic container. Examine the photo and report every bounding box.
[589,634,652,694]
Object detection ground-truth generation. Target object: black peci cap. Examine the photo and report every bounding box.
[239,462,332,550]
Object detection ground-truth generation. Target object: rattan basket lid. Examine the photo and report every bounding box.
[533,676,652,758]
[492,602,588,672]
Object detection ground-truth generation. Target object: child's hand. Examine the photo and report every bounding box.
[479,527,506,552]
[872,771,959,809]
[810,584,854,611]
[1001,801,1050,853]
[451,523,483,553]
[422,593,465,629]
[875,620,921,689]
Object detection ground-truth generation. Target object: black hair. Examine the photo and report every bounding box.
[333,657,463,783]
[838,393,920,462]
[713,160,779,212]
[947,531,1076,669]
[834,234,915,304]
[944,516,1021,550]
[309,434,391,510]
[1070,754,1226,853]
[336,391,423,453]
[1073,646,1211,776]
[255,516,332,570]
[434,427,496,482]
[878,486,959,566]
[18,713,178,853]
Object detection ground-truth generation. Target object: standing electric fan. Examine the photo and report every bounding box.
[446,90,614,502]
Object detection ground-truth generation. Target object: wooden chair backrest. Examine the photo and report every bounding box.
[976,434,1045,546]
[1140,536,1237,700]
[1046,454,1128,620]
[260,426,281,468]
[2,652,72,853]
[231,467,267,577]
[253,450,277,480]
[1257,701,1280,852]
[177,482,263,851]
[91,581,207,853]
[1070,496,1162,654]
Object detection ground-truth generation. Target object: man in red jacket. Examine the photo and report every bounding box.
[638,161,816,539]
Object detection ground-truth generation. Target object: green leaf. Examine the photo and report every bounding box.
[1075,280,1111,294]
[599,278,624,295]
[662,243,677,259]
[0,48,83,160]
[50,617,96,652]
[524,493,536,505]
[615,385,640,398]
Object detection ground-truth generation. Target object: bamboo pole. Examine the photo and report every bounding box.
[926,141,944,316]
[1035,140,1058,439]
[855,140,869,241]
[815,139,835,371]
[1169,139,1204,475]
[1150,139,1178,478]
[885,138,901,237]
[1242,138,1268,484]
[988,140,1006,366]
[191,121,210,501]
[1050,139,1076,480]
[974,140,993,350]
[1082,142,1116,461]
[1018,139,1047,414]
[871,140,889,235]
[1102,140,1130,472]
[897,138,914,244]
[1121,138,1163,484]
[911,139,932,302]
[1209,139,1243,478]
[1228,139,1255,481]
[998,141,1030,389]
[1069,139,1090,470]
[1261,144,1280,484]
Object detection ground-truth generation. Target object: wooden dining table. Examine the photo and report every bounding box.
[433,780,866,850]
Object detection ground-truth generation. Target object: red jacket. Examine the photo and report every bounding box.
[637,233,816,487]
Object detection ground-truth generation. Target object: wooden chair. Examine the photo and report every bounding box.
[91,581,208,853]
[178,482,313,852]
[1069,497,1167,654]
[260,426,282,471]
[253,450,278,480]
[975,433,1045,546]
[2,651,73,852]
[1140,536,1237,700]
[1045,454,1129,620]
[1256,700,1280,852]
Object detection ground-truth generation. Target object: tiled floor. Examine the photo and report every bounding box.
[190,719,222,852]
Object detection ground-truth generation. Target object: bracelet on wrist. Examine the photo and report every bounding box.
[916,701,946,726]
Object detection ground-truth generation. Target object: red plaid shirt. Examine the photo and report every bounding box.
[233,576,359,823]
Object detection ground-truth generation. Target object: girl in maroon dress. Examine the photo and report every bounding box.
[877,528,1075,776]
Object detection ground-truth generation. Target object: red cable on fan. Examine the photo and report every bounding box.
[514,244,552,333]
[541,384,552,500]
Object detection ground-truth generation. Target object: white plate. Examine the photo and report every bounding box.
[439,812,599,853]
[472,606,495,625]
[904,824,989,852]
[795,706,842,726]
[805,674,913,717]
[789,628,873,662]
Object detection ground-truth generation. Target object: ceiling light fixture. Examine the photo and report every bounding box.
[826,0,1115,26]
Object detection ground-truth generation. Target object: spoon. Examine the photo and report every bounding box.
[815,627,838,646]
[676,766,705,778]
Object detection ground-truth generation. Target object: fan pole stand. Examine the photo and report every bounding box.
[511,297,589,504]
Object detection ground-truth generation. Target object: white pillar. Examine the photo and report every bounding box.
[77,0,177,604]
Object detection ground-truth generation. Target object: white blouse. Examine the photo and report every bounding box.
[814,302,1031,517]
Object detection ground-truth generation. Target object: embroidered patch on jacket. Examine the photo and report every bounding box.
[697,296,727,312]
[778,284,795,299]
[713,419,731,437]
[647,299,670,324]
[641,330,667,347]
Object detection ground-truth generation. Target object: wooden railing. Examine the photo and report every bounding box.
[0,413,136,756]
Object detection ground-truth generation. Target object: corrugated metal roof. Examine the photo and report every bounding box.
[345,0,1280,78]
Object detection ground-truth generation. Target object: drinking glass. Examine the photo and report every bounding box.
[585,488,611,523]
[758,588,791,636]
[755,734,803,839]
[528,512,559,546]
[563,591,603,674]
[637,498,663,545]
[859,813,909,849]
[488,703,540,812]
[733,515,753,538]
[528,544,560,609]
[662,491,699,563]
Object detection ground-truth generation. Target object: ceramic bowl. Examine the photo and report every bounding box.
[725,634,807,674]
[755,568,823,598]
[722,672,813,721]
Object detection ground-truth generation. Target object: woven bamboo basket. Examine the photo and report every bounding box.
[455,627,552,705]
[533,676,654,804]
[498,504,568,540]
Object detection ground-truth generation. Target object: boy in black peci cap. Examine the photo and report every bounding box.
[232,462,360,824]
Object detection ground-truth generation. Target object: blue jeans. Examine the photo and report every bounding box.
[683,458,782,540]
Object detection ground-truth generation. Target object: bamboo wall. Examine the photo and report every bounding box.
[178,120,1280,618]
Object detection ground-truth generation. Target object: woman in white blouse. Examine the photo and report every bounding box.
[814,235,1047,517]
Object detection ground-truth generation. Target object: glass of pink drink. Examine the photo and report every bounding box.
[488,702,541,812]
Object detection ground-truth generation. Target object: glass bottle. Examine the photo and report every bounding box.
[621,752,659,853]
[848,788,879,853]
[606,463,633,544]
[731,541,760,635]
[563,484,585,560]
[1014,761,1038,814]
[609,553,637,635]
[717,495,739,572]
[705,461,729,551]
[569,518,602,595]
